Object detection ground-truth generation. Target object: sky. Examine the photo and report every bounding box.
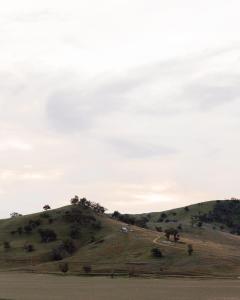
[0,0,240,217]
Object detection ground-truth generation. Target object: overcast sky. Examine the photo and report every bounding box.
[0,0,240,217]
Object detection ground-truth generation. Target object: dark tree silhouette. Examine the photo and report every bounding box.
[43,205,51,211]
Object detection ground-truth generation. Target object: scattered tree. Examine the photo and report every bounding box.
[59,262,69,274]
[43,204,51,211]
[3,241,10,251]
[177,224,182,230]
[151,247,162,258]
[24,243,35,252]
[24,224,33,234]
[112,211,121,219]
[17,227,23,235]
[165,228,180,242]
[83,265,92,274]
[38,229,57,243]
[10,212,22,218]
[155,226,162,232]
[187,244,193,256]
[71,195,79,205]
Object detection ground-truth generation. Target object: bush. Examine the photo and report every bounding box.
[48,218,54,224]
[51,247,66,261]
[151,248,162,258]
[71,195,79,205]
[187,244,193,256]
[10,212,22,218]
[51,239,76,261]
[165,228,180,242]
[69,225,81,239]
[17,227,23,235]
[177,224,182,230]
[155,226,162,232]
[38,229,57,243]
[83,265,92,274]
[62,239,76,255]
[3,241,10,251]
[59,262,69,274]
[24,243,35,252]
[24,225,33,234]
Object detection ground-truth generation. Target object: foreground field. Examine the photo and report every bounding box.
[0,273,239,300]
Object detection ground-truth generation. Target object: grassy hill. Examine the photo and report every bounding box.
[130,199,240,233]
[1,199,240,277]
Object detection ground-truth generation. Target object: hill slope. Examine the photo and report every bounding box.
[1,200,240,277]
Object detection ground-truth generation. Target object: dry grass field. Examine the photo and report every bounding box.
[0,272,239,300]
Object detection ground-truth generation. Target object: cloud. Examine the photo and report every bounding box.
[182,80,240,111]
[107,138,178,158]
[46,47,240,134]
[0,139,33,152]
[0,169,63,182]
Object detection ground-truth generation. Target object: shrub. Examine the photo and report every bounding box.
[112,211,121,218]
[24,243,35,252]
[62,239,76,255]
[17,227,23,235]
[165,228,179,242]
[59,262,69,274]
[69,225,81,239]
[71,195,79,205]
[10,212,22,218]
[3,241,10,250]
[28,219,41,229]
[51,239,76,261]
[48,218,54,224]
[135,217,148,228]
[24,225,33,234]
[83,265,92,274]
[51,247,66,261]
[38,229,57,243]
[177,224,182,230]
[155,226,162,232]
[151,248,162,258]
[187,244,193,256]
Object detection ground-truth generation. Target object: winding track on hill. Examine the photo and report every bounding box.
[152,234,185,251]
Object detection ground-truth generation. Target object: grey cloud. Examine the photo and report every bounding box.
[46,47,240,133]
[108,138,178,159]
[47,91,93,131]
[183,81,240,111]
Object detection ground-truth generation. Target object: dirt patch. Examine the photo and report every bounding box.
[0,272,239,300]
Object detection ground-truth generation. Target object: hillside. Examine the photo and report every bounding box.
[130,199,240,233]
[1,199,240,277]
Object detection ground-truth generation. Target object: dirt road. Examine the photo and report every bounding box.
[0,272,239,300]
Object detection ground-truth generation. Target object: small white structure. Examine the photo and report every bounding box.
[121,226,129,233]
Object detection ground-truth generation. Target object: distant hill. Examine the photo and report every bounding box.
[129,199,240,234]
[1,199,240,277]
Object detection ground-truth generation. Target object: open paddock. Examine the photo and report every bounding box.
[0,272,239,300]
